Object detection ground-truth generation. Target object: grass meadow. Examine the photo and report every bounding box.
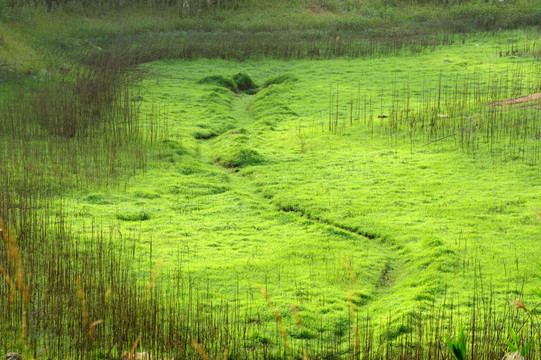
[1,2,541,359]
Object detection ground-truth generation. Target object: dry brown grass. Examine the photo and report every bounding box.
[190,340,209,360]
[345,259,360,359]
[255,283,290,352]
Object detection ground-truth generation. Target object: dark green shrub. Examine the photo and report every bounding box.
[193,127,219,139]
[116,210,151,221]
[232,72,258,93]
[197,75,237,92]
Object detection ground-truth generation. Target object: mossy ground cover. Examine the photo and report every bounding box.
[57,29,541,351]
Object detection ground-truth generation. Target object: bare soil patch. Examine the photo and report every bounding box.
[488,93,541,106]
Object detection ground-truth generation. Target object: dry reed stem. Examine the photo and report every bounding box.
[345,259,359,294]
[510,299,527,312]
[511,299,541,320]
[290,304,303,328]
[347,287,360,355]
[89,319,104,340]
[0,216,30,303]
[122,352,153,360]
[130,335,142,358]
[144,256,163,302]
[347,289,355,320]
[1,216,29,340]
[345,260,360,357]
[105,287,112,305]
[255,283,290,350]
[534,209,541,223]
[222,349,229,360]
[290,304,309,360]
[21,310,26,341]
[76,280,89,329]
[0,264,17,304]
[190,340,209,360]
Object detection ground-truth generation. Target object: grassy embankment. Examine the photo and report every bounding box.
[1,1,541,359]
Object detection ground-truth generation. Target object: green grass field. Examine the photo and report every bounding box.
[1,1,541,358]
[49,29,541,355]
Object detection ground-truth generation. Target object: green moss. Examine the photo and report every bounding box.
[197,75,237,92]
[193,127,220,139]
[116,211,151,221]
[85,193,113,205]
[262,73,298,87]
[202,88,234,105]
[131,191,161,199]
[214,146,265,168]
[233,72,258,93]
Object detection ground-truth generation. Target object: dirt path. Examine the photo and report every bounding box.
[488,92,541,106]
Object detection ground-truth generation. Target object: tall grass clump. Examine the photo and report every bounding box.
[0,39,159,193]
[2,1,539,70]
[0,38,155,356]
